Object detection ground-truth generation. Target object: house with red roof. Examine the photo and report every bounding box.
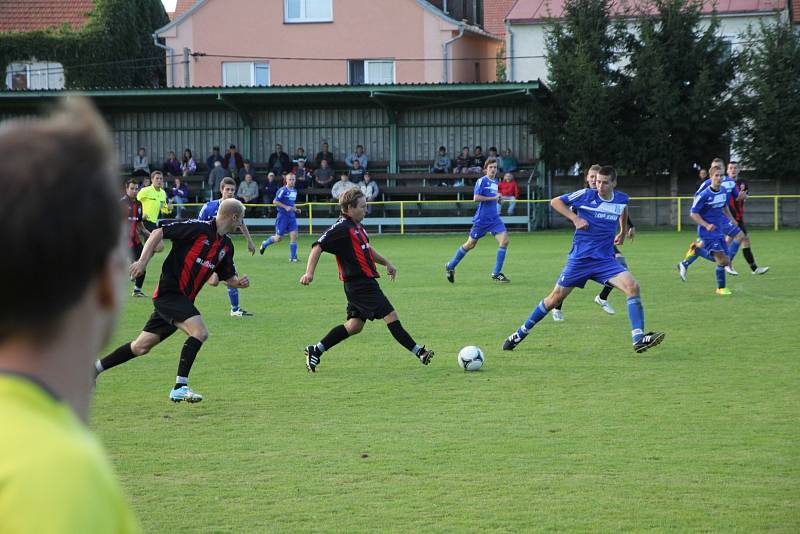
[505,0,791,82]
[0,0,94,90]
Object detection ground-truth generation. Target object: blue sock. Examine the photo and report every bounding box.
[716,266,726,289]
[493,246,507,276]
[447,246,468,270]
[696,247,714,262]
[228,287,240,311]
[289,242,298,260]
[518,300,549,338]
[627,296,645,344]
[728,240,741,262]
[261,236,275,250]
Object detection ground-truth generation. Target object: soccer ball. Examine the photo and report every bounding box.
[458,346,484,371]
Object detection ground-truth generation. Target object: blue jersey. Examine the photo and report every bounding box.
[472,175,500,223]
[691,186,728,239]
[697,176,740,202]
[275,186,298,217]
[198,199,221,221]
[559,188,629,260]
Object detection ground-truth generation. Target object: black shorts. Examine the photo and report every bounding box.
[129,242,143,262]
[142,220,158,232]
[343,278,394,321]
[142,293,200,340]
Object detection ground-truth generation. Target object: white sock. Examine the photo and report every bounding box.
[94,360,104,373]
[176,376,188,386]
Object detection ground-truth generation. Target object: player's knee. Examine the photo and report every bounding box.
[193,329,209,343]
[463,241,475,251]
[346,321,364,335]
[131,339,152,356]
[499,236,509,248]
[742,236,750,247]
[384,310,399,323]
[627,281,640,296]
[274,235,282,242]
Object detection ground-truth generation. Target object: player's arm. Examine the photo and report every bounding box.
[689,211,714,231]
[239,222,256,255]
[551,197,588,230]
[130,228,163,278]
[473,193,501,202]
[274,198,300,214]
[370,248,396,281]
[615,207,629,245]
[300,244,323,285]
[223,274,249,289]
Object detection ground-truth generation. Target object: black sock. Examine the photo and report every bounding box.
[176,337,203,383]
[742,247,758,270]
[599,282,613,301]
[387,320,417,352]
[554,303,562,310]
[99,343,137,371]
[320,325,349,352]
[135,272,146,289]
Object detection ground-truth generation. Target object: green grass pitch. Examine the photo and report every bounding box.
[92,229,799,532]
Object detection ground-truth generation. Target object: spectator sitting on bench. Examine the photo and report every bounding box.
[468,146,485,173]
[332,173,358,201]
[453,146,471,174]
[206,146,223,176]
[181,148,196,176]
[241,158,256,181]
[498,172,520,216]
[294,147,306,163]
[163,150,181,176]
[499,148,518,173]
[314,158,334,188]
[359,172,380,213]
[432,145,452,174]
[209,160,227,200]
[237,173,260,215]
[348,158,366,181]
[345,144,368,170]
[223,144,244,179]
[293,157,313,190]
[268,143,292,176]
[132,147,150,177]
[315,141,335,169]
[169,175,189,218]
[262,172,280,217]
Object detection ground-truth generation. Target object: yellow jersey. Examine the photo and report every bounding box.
[0,374,140,533]
[136,185,169,222]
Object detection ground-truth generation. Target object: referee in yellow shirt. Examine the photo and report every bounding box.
[0,98,140,532]
[136,170,172,231]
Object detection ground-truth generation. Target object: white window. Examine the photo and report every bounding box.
[222,62,270,87]
[348,60,395,85]
[285,0,332,23]
[5,61,65,90]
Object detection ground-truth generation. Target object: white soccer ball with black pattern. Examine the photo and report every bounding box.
[458,346,484,371]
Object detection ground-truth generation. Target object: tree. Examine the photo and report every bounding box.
[530,0,628,173]
[0,0,169,89]
[623,0,735,198]
[735,20,800,182]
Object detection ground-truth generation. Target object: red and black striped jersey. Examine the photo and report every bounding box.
[153,219,235,301]
[314,216,379,282]
[120,196,143,247]
[728,178,748,221]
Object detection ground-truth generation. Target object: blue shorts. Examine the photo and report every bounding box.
[276,214,298,236]
[701,236,729,255]
[469,218,506,240]
[556,257,627,289]
[723,219,742,238]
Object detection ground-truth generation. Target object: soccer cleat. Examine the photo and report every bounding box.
[259,240,268,255]
[290,258,299,263]
[230,308,254,317]
[416,346,434,365]
[715,287,732,296]
[724,265,739,276]
[633,331,666,353]
[752,266,769,275]
[683,242,698,261]
[305,345,321,372]
[677,262,687,282]
[594,295,615,315]
[170,386,203,403]
[552,309,564,322]
[491,272,511,283]
[132,289,146,298]
[503,331,524,351]
[445,264,455,284]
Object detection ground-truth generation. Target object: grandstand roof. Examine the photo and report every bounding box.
[0,0,94,33]
[0,82,546,112]
[507,0,786,22]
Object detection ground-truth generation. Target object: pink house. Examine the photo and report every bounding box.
[155,0,502,87]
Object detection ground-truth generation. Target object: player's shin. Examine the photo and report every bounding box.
[387,320,421,354]
[318,325,350,353]
[519,299,549,337]
[715,266,726,289]
[493,246,507,276]
[175,337,203,388]
[96,342,137,373]
[626,296,645,344]
[446,246,468,270]
[228,287,240,311]
[728,240,741,262]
